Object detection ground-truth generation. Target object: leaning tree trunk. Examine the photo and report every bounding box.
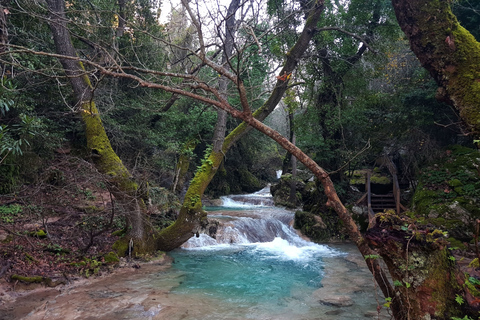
[155,0,327,251]
[46,0,155,254]
[392,0,480,136]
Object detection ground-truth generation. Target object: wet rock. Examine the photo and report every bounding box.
[335,286,363,294]
[317,295,354,307]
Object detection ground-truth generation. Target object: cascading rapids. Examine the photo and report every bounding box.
[169,186,342,308]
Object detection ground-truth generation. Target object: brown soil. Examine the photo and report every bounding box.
[0,153,133,303]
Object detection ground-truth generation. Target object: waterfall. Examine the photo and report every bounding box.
[182,185,332,254]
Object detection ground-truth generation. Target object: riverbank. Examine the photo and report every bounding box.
[0,254,172,320]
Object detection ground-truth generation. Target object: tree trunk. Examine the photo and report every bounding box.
[366,213,474,319]
[0,4,7,54]
[173,139,197,194]
[288,113,297,206]
[46,0,154,254]
[156,0,327,251]
[392,0,480,135]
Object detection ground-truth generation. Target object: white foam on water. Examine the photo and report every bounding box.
[252,185,273,197]
[252,237,340,261]
[220,196,269,208]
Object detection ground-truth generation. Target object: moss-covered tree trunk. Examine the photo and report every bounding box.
[379,1,480,317]
[366,213,475,319]
[46,0,154,254]
[392,0,480,135]
[155,0,327,251]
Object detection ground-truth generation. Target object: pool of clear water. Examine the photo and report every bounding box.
[169,241,330,305]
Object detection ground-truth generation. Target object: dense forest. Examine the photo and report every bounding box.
[1,0,480,319]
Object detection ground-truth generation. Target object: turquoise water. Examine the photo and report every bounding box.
[169,241,330,306]
[159,190,388,319]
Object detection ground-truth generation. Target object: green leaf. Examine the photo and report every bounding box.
[393,280,403,287]
[455,294,464,305]
[468,276,480,285]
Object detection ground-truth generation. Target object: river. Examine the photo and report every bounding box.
[3,187,389,319]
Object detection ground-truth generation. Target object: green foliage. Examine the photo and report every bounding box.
[468,276,480,286]
[413,146,480,227]
[71,257,102,278]
[383,296,392,308]
[455,294,465,305]
[103,252,120,264]
[0,204,22,223]
[45,243,69,255]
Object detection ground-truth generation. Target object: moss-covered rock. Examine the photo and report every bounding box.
[103,251,120,264]
[11,274,44,283]
[29,229,47,238]
[294,209,344,242]
[270,174,305,208]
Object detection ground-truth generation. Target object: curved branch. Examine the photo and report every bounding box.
[316,26,377,53]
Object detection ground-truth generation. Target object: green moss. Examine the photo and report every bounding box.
[370,175,391,184]
[25,253,38,262]
[412,189,439,216]
[468,258,480,268]
[28,229,47,238]
[11,274,43,283]
[111,229,125,237]
[294,210,342,242]
[448,179,463,187]
[447,237,467,250]
[464,275,480,297]
[238,168,262,191]
[103,251,120,264]
[112,237,130,256]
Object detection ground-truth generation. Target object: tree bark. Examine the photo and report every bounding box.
[46,0,154,254]
[0,4,7,54]
[366,214,474,319]
[212,0,239,153]
[392,0,480,135]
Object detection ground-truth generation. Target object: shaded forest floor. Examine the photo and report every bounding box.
[0,153,136,296]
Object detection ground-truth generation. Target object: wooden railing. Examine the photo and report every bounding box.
[366,171,376,225]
